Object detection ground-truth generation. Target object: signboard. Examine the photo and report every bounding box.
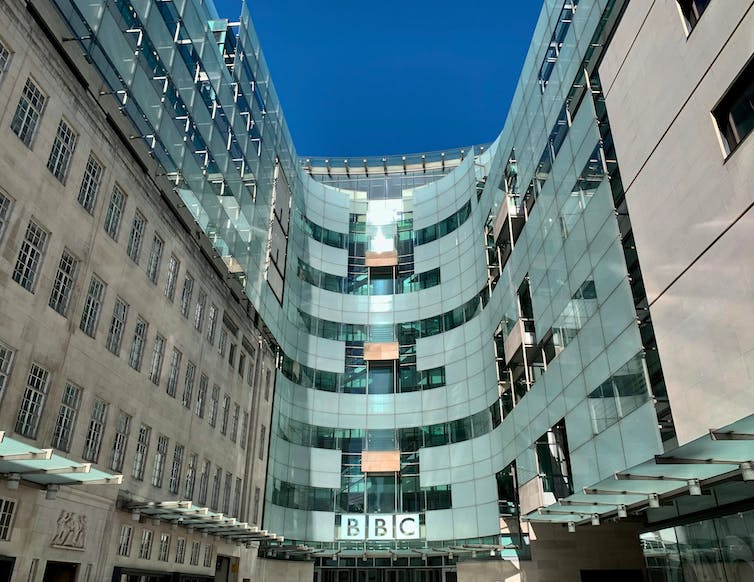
[339,514,420,540]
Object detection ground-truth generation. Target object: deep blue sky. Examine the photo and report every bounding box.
[214,0,543,157]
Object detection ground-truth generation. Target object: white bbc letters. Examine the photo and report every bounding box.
[340,514,419,540]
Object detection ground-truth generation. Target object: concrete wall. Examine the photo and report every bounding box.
[600,0,754,443]
[254,559,314,582]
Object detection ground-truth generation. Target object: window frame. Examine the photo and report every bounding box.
[10,77,46,148]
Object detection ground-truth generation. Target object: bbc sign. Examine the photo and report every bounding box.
[339,514,420,540]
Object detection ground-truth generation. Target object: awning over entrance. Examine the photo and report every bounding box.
[129,500,285,546]
[0,430,123,490]
[523,413,754,528]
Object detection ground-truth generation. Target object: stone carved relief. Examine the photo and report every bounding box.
[51,510,87,549]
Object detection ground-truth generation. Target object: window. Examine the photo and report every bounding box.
[678,0,711,30]
[230,403,240,443]
[47,119,77,183]
[148,334,166,385]
[195,373,208,418]
[0,191,13,243]
[82,399,108,462]
[252,486,260,524]
[232,477,242,517]
[179,273,194,317]
[0,41,10,85]
[11,78,46,147]
[104,186,126,240]
[138,529,153,560]
[238,352,246,379]
[258,425,267,460]
[0,497,16,541]
[52,382,81,451]
[168,443,184,494]
[217,328,227,357]
[132,424,151,481]
[197,459,210,505]
[189,541,200,566]
[206,304,218,343]
[128,317,148,371]
[240,411,249,449]
[208,385,219,428]
[183,452,197,500]
[12,220,48,292]
[246,347,256,387]
[126,211,146,264]
[535,420,573,499]
[151,434,168,487]
[0,342,15,402]
[714,57,754,155]
[174,538,186,563]
[165,348,181,397]
[220,393,230,435]
[15,363,49,437]
[110,411,131,472]
[203,544,213,568]
[193,289,206,331]
[117,525,132,557]
[264,369,272,401]
[146,234,163,284]
[49,250,78,316]
[158,533,170,562]
[106,298,128,355]
[228,342,236,367]
[164,254,179,301]
[79,276,106,337]
[210,467,222,510]
[181,361,195,408]
[77,154,102,213]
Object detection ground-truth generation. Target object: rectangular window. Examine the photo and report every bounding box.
[106,298,128,355]
[51,382,81,451]
[0,41,10,85]
[258,425,266,460]
[12,220,48,292]
[138,529,153,560]
[158,533,170,562]
[220,393,230,435]
[168,443,184,494]
[179,273,194,317]
[0,191,13,243]
[232,477,242,517]
[246,347,256,387]
[535,419,574,499]
[238,352,246,379]
[77,154,103,213]
[189,541,200,566]
[230,403,240,443]
[0,498,16,541]
[104,186,126,240]
[193,289,206,331]
[208,385,219,428]
[117,524,132,557]
[47,119,77,183]
[126,211,146,264]
[110,411,131,472]
[128,317,148,371]
[174,538,186,563]
[195,373,208,418]
[203,544,213,568]
[49,250,79,316]
[151,434,168,487]
[163,254,180,301]
[678,0,711,30]
[265,369,272,401]
[197,459,210,505]
[714,57,754,155]
[183,452,197,500]
[132,424,151,481]
[228,342,236,367]
[79,275,106,337]
[148,334,166,385]
[166,348,182,397]
[82,398,108,462]
[206,304,218,343]
[181,361,196,408]
[210,467,222,510]
[218,328,227,357]
[240,411,249,449]
[0,342,15,403]
[252,486,260,524]
[11,78,46,147]
[15,363,49,437]
[146,234,164,284]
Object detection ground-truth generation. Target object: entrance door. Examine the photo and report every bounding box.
[0,557,14,582]
[42,562,78,582]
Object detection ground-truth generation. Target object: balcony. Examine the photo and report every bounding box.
[503,318,537,366]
